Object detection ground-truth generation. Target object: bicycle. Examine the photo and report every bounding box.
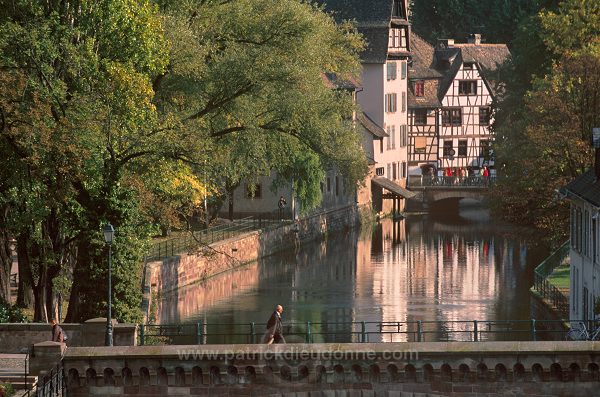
[565,322,600,341]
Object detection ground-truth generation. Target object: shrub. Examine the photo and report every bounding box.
[0,382,15,397]
[0,298,27,323]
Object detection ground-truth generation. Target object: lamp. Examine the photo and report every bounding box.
[103,223,115,346]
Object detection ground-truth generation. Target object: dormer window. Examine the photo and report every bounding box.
[414,81,424,97]
[463,62,475,69]
[392,0,407,19]
[389,27,408,50]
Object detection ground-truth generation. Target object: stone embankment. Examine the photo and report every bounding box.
[62,341,600,396]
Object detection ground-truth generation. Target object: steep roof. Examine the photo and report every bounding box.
[408,33,442,79]
[358,112,388,138]
[561,169,600,207]
[316,0,396,63]
[454,43,510,73]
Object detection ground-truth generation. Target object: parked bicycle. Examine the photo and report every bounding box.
[565,322,600,341]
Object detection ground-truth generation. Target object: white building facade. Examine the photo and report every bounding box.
[562,169,600,322]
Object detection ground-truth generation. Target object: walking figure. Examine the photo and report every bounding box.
[51,318,66,343]
[263,305,285,344]
[278,196,287,220]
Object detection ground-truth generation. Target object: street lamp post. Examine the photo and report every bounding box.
[103,223,115,346]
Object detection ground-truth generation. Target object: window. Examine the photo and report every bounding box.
[442,108,462,126]
[480,139,490,159]
[379,137,384,153]
[479,107,491,124]
[414,137,427,153]
[390,125,396,149]
[414,81,424,97]
[401,162,407,178]
[443,140,453,156]
[246,184,262,199]
[386,127,391,150]
[415,109,427,125]
[400,125,407,147]
[459,80,477,95]
[393,162,397,180]
[376,167,384,176]
[401,92,406,112]
[458,140,467,156]
[327,177,331,193]
[389,27,407,49]
[335,176,339,196]
[401,61,407,79]
[463,62,474,69]
[585,210,589,257]
[385,93,397,113]
[387,62,397,81]
[392,0,406,19]
[387,163,391,178]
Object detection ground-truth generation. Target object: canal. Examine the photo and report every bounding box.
[154,201,551,343]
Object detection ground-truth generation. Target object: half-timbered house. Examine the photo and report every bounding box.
[407,33,509,179]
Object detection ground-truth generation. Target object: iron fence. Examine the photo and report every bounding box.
[31,364,64,397]
[532,241,570,319]
[139,318,585,345]
[146,213,290,262]
[408,175,496,188]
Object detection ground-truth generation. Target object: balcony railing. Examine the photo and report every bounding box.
[408,175,496,188]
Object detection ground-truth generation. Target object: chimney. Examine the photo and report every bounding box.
[468,34,482,45]
[593,128,600,179]
[437,39,454,49]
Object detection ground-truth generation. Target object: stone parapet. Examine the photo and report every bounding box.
[62,341,600,396]
[0,318,138,353]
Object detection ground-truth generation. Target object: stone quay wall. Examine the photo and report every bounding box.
[0,318,137,354]
[149,205,362,293]
[63,341,600,396]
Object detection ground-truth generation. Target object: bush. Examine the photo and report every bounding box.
[0,382,15,397]
[0,298,27,323]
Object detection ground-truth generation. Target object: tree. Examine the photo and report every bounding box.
[1,0,367,323]
[493,0,600,243]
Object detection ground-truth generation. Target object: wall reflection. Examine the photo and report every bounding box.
[156,205,546,343]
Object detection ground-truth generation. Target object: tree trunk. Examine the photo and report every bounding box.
[227,188,234,221]
[16,234,33,308]
[0,229,12,303]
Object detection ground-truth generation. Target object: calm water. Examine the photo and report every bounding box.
[154,201,550,342]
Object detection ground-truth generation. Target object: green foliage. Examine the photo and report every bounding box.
[492,0,599,243]
[0,382,15,397]
[410,0,551,45]
[0,298,27,323]
[1,0,366,322]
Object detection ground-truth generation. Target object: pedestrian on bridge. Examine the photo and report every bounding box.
[263,304,285,344]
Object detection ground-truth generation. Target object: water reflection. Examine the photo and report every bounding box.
[156,202,548,342]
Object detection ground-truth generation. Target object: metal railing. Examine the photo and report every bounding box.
[147,213,291,262]
[139,318,585,345]
[32,364,64,397]
[533,241,570,319]
[408,175,496,188]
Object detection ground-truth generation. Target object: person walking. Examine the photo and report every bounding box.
[277,196,287,220]
[263,305,285,344]
[51,318,66,343]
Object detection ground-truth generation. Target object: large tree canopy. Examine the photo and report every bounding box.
[492,0,600,243]
[0,0,367,322]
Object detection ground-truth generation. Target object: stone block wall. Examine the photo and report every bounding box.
[0,319,138,353]
[149,205,361,293]
[62,341,600,396]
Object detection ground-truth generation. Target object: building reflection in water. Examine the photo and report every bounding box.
[156,204,547,343]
